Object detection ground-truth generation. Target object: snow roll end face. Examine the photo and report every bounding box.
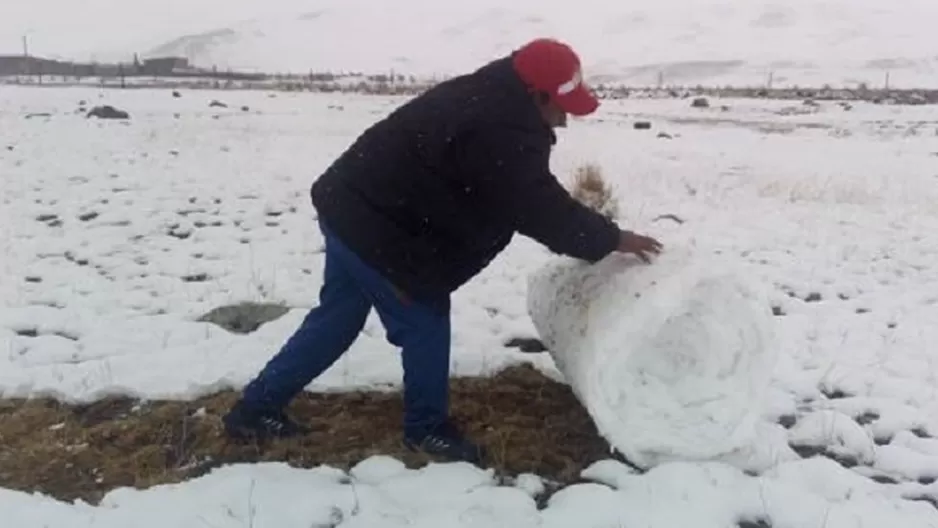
[600,264,779,452]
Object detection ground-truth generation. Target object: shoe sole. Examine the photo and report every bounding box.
[223,418,311,442]
[403,440,487,466]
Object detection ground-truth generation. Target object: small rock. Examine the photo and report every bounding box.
[789,444,825,459]
[657,132,673,139]
[87,105,130,119]
[209,100,228,108]
[78,211,99,222]
[910,427,932,439]
[505,337,547,353]
[181,273,209,283]
[633,121,652,130]
[691,97,710,108]
[804,292,823,303]
[870,474,899,485]
[854,411,880,426]
[65,252,90,266]
[168,226,192,240]
[822,387,851,399]
[738,519,772,528]
[198,302,291,334]
[172,90,181,98]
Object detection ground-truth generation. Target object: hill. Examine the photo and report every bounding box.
[3,0,938,88]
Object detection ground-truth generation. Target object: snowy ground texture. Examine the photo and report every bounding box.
[3,85,938,526]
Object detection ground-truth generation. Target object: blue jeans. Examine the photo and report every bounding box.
[241,221,452,433]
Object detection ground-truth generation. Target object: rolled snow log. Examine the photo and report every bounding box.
[527,163,778,467]
[528,250,777,467]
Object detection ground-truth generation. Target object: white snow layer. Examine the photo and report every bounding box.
[3,457,937,528]
[2,86,938,526]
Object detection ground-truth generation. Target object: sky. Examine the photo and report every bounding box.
[0,0,295,59]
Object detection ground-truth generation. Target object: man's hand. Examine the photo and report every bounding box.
[616,230,663,263]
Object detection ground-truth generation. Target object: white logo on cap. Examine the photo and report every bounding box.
[558,68,582,95]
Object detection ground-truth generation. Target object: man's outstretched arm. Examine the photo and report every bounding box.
[465,128,662,262]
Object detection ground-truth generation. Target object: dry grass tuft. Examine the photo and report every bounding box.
[569,163,619,220]
[0,365,613,504]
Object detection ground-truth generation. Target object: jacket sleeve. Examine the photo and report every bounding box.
[463,127,621,263]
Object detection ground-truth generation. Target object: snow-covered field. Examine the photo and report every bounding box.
[2,84,938,526]
[3,0,938,87]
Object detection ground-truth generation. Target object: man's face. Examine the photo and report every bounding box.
[539,95,568,128]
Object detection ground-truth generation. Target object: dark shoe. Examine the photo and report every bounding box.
[404,421,487,465]
[222,400,310,441]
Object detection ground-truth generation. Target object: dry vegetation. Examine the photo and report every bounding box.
[569,163,619,220]
[0,364,614,505]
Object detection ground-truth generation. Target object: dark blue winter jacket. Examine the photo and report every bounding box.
[310,55,620,301]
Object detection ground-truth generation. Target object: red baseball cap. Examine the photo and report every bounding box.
[512,38,599,116]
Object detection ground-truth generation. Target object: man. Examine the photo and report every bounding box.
[223,38,663,465]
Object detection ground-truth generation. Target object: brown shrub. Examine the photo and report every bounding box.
[569,163,619,220]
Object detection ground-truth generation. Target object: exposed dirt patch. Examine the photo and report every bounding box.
[0,365,611,505]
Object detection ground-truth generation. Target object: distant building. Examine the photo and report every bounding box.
[0,55,88,76]
[0,56,26,75]
[0,54,263,80]
[142,57,189,75]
